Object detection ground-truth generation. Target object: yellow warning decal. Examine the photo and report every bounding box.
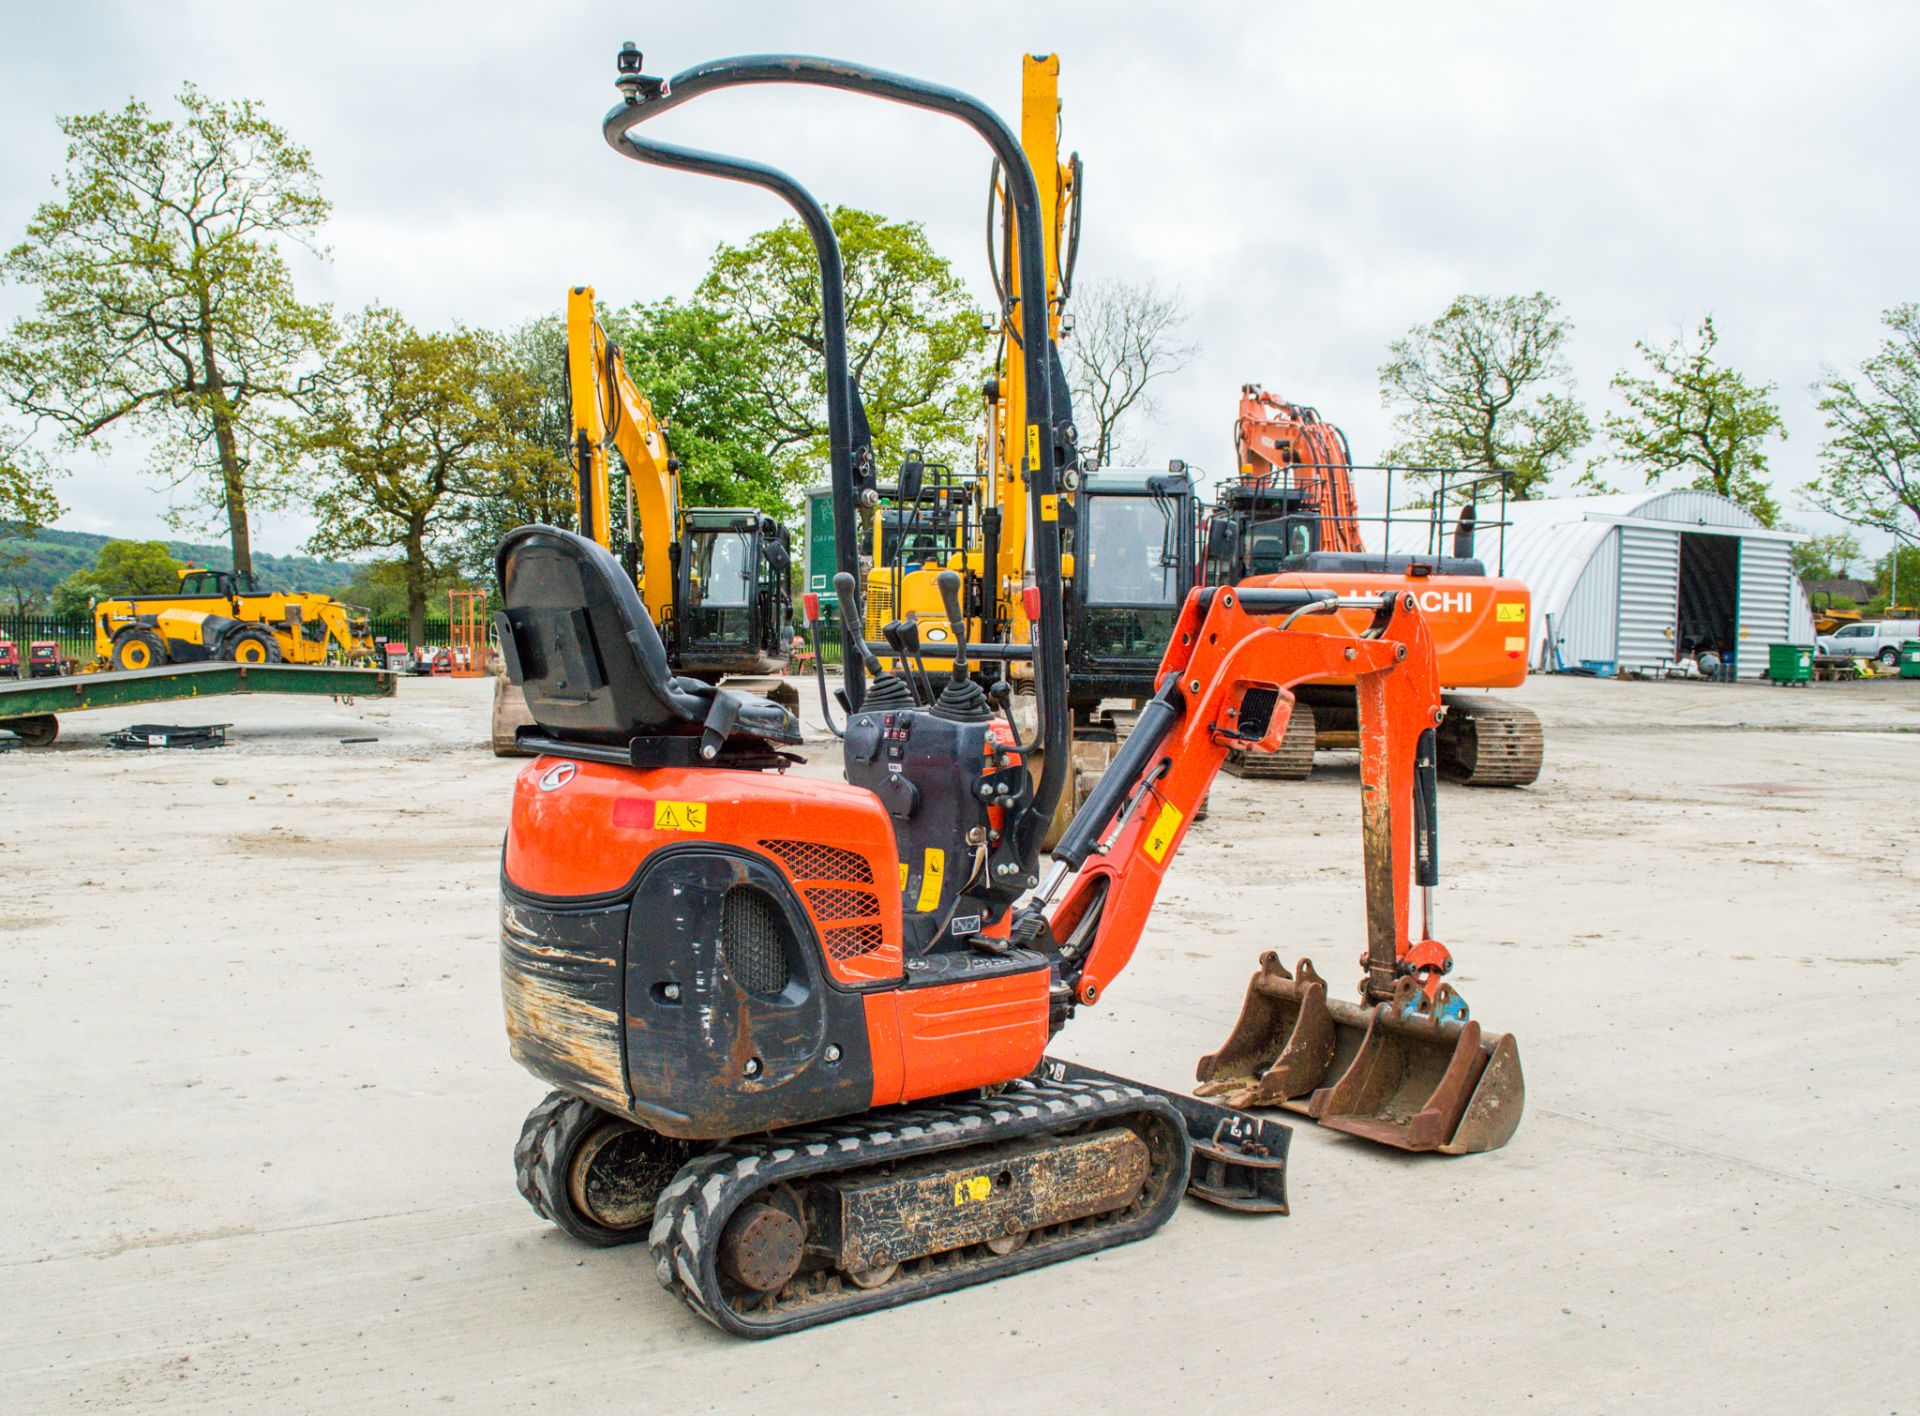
[1142,800,1185,863]
[652,800,707,832]
[1504,636,1527,653]
[916,847,945,911]
[1496,601,1527,623]
[1026,423,1040,469]
[953,1175,991,1205]
[1040,494,1059,521]
[899,862,910,890]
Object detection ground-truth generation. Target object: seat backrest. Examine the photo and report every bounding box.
[494,524,701,746]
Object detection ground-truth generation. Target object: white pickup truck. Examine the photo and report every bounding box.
[1816,619,1920,667]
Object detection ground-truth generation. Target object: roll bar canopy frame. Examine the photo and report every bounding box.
[601,48,1071,844]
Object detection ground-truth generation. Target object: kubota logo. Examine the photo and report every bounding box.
[537,762,577,793]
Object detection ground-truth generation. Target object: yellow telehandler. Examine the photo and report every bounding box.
[93,567,375,671]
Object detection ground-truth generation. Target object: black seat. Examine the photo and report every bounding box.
[494,524,800,755]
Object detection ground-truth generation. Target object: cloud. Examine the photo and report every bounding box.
[2,0,1913,553]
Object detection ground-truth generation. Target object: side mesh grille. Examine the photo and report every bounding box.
[805,886,881,922]
[865,582,894,639]
[720,886,790,996]
[824,924,885,961]
[759,839,873,883]
[1238,686,1281,740]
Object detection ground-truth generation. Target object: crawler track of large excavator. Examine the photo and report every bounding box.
[648,1078,1191,1338]
[1221,701,1317,780]
[1437,694,1544,786]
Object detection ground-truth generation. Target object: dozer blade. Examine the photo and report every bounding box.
[1195,953,1338,1108]
[1303,980,1524,1154]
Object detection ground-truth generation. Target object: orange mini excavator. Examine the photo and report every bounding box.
[492,47,1520,1339]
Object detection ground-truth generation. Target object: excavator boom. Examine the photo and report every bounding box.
[566,286,680,623]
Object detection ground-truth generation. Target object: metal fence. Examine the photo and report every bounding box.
[369,617,453,648]
[0,613,95,663]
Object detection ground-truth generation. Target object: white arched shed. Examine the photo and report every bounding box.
[1488,488,1812,678]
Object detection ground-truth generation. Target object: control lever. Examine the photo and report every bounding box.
[897,616,938,702]
[880,619,932,704]
[937,571,970,685]
[837,570,915,710]
[833,571,888,678]
[801,592,844,738]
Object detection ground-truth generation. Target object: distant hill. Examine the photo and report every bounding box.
[0,526,362,602]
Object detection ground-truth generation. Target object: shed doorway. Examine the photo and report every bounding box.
[1676,532,1739,664]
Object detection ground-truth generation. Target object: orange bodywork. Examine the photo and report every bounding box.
[880,969,1051,1103]
[1241,570,1530,691]
[504,757,1049,1111]
[503,590,1450,1128]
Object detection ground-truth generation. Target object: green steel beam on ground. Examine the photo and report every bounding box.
[0,662,397,723]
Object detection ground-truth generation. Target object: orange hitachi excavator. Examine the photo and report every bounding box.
[492,47,1523,1340]
[1205,384,1543,785]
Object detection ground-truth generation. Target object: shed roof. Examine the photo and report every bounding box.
[1387,487,1800,628]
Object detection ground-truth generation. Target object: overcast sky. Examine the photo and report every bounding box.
[3,0,1915,561]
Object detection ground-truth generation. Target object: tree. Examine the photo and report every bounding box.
[608,298,790,513]
[1062,277,1197,465]
[1789,530,1862,583]
[296,307,534,644]
[0,85,333,578]
[695,207,989,490]
[50,538,183,616]
[1604,316,1784,525]
[342,557,468,623]
[447,314,578,582]
[1871,544,1920,612]
[1808,304,1920,559]
[1379,293,1592,498]
[1,425,62,537]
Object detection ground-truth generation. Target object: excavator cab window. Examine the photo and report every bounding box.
[1076,492,1189,662]
[688,527,755,610]
[1250,516,1316,575]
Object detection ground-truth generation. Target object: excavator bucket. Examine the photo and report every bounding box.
[1195,954,1337,1108]
[1197,965,1524,1154]
[1304,981,1524,1154]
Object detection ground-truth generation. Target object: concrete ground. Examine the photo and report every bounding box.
[1,673,1914,1413]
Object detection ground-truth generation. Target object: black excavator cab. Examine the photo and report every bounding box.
[1065,463,1198,714]
[671,510,794,679]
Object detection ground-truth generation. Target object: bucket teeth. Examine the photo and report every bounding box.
[1195,953,1337,1108]
[1199,963,1525,1154]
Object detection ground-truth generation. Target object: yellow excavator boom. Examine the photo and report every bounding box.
[566,285,681,626]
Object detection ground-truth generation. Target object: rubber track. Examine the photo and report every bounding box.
[1222,700,1316,780]
[513,1091,577,1226]
[1439,694,1544,787]
[647,1077,1191,1338]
